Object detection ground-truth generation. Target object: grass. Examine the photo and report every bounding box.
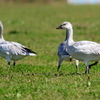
[0,1,100,100]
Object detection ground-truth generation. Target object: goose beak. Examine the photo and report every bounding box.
[56,25,62,29]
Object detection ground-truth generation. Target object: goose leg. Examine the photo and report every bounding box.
[75,60,79,73]
[85,65,89,74]
[7,58,11,68]
[13,61,16,67]
[85,61,98,74]
[84,62,89,74]
[89,61,98,69]
[57,59,63,71]
[8,62,10,68]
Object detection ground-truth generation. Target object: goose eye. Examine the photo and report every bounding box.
[63,24,66,25]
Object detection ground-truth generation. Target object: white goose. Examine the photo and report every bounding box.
[57,34,79,72]
[56,21,99,74]
[0,21,37,68]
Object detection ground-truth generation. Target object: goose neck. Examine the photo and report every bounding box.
[64,30,68,41]
[0,27,4,42]
[66,28,74,45]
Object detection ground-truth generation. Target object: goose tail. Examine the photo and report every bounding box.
[24,47,37,56]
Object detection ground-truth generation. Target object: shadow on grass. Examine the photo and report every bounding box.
[0,64,88,78]
[23,70,84,77]
[8,30,30,34]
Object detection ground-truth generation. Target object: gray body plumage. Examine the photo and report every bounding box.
[57,39,79,72]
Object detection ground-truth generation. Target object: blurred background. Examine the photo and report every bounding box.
[0,0,100,4]
[0,0,65,4]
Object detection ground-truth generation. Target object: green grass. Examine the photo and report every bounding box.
[0,2,100,100]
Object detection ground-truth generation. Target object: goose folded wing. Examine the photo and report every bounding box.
[58,45,69,55]
[0,42,28,55]
[73,41,100,55]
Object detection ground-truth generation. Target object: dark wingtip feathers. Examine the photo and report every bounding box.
[24,47,37,54]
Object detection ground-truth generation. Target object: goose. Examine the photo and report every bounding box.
[57,35,79,72]
[0,21,37,68]
[56,21,99,74]
[57,26,98,73]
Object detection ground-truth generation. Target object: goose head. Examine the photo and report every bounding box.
[56,22,72,30]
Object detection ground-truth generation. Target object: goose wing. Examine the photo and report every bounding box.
[73,41,100,55]
[0,41,36,55]
[58,42,70,56]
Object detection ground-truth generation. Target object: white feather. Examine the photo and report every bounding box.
[57,38,79,72]
[0,21,36,67]
[56,21,99,74]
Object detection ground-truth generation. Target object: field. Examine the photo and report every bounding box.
[0,1,100,100]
